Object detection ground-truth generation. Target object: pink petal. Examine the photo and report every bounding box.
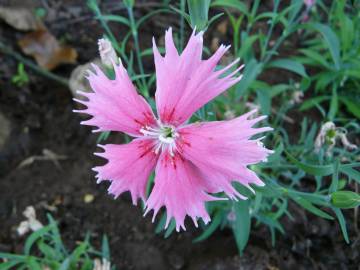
[153,28,243,126]
[177,110,273,199]
[144,152,216,231]
[93,138,158,205]
[74,62,156,136]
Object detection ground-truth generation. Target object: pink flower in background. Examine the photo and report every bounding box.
[74,28,272,231]
[304,0,315,8]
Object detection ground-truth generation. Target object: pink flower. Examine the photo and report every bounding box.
[304,0,315,8]
[74,28,272,231]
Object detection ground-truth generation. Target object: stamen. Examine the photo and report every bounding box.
[140,122,179,156]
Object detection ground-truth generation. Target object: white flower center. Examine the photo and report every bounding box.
[140,122,178,156]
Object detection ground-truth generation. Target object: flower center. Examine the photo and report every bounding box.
[140,123,178,156]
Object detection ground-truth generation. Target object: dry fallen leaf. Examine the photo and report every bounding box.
[18,28,77,70]
[17,148,67,169]
[0,6,41,31]
[216,20,228,35]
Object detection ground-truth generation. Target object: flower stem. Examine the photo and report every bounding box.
[127,6,148,97]
[179,0,186,51]
[0,42,69,87]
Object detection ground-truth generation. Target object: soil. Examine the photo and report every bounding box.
[0,1,359,270]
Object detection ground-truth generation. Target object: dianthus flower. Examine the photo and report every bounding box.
[75,29,272,231]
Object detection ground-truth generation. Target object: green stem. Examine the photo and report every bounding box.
[261,0,280,61]
[179,0,186,51]
[0,42,69,87]
[262,9,304,64]
[91,3,127,61]
[127,6,148,97]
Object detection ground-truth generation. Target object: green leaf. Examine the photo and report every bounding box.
[291,196,333,220]
[37,241,58,260]
[329,159,340,193]
[237,35,258,60]
[99,15,130,26]
[235,59,263,99]
[298,49,331,69]
[164,219,176,238]
[305,23,341,70]
[340,166,360,184]
[187,0,211,30]
[232,200,251,255]
[97,131,111,143]
[136,9,173,29]
[328,87,338,120]
[26,257,42,270]
[299,96,331,111]
[0,260,22,270]
[256,88,271,115]
[101,235,110,261]
[332,208,349,243]
[285,151,334,176]
[193,211,224,242]
[267,59,308,77]
[59,257,71,270]
[24,226,53,255]
[339,97,360,119]
[47,214,66,256]
[70,242,88,267]
[211,0,249,15]
[0,253,25,261]
[155,213,167,234]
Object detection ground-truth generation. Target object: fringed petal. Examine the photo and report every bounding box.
[177,110,272,199]
[153,28,243,126]
[74,62,156,136]
[93,139,158,205]
[144,152,216,231]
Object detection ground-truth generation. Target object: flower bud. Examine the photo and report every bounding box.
[98,38,119,68]
[330,191,360,209]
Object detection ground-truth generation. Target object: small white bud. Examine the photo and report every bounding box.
[98,38,119,68]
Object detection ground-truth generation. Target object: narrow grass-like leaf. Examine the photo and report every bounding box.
[26,257,42,270]
[164,219,176,238]
[300,96,330,111]
[0,260,22,270]
[193,211,223,243]
[328,87,338,120]
[306,23,341,69]
[329,159,340,193]
[59,257,71,270]
[232,200,251,255]
[211,0,249,15]
[340,166,360,184]
[24,226,53,255]
[101,235,110,261]
[339,97,360,119]
[99,15,130,26]
[235,59,263,99]
[285,151,334,176]
[267,59,308,77]
[291,196,333,220]
[332,208,349,243]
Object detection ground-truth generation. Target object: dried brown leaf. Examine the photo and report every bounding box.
[216,20,228,35]
[0,6,41,31]
[18,29,77,70]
